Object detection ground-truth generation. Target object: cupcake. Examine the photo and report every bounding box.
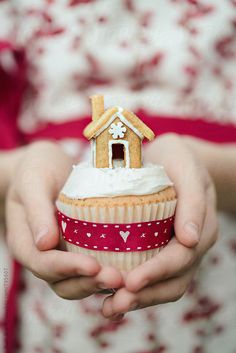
[56,95,177,271]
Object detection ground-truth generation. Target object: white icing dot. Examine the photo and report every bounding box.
[126,248,131,250]
[137,247,142,250]
[68,239,72,242]
[67,218,70,221]
[84,244,88,247]
[75,221,78,224]
[103,225,108,228]
[115,225,120,228]
[137,224,142,227]
[93,246,98,249]
[76,241,80,244]
[156,222,160,225]
[103,246,108,249]
[161,242,164,245]
[148,223,151,226]
[83,222,87,225]
[147,245,151,248]
[155,244,158,246]
[126,225,131,228]
[92,224,97,227]
[115,248,120,251]
[164,220,167,223]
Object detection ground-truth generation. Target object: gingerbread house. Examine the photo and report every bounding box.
[83,95,155,168]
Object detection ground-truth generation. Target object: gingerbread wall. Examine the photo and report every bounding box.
[95,117,142,168]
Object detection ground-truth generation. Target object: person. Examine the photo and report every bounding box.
[0,1,236,352]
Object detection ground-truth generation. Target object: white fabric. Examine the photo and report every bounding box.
[0,1,236,131]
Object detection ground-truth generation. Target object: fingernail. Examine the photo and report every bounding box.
[35,225,49,244]
[184,222,199,243]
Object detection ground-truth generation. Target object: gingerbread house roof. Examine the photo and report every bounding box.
[83,106,155,141]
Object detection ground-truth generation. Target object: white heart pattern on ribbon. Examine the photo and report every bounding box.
[86,233,92,238]
[119,231,130,243]
[61,221,67,233]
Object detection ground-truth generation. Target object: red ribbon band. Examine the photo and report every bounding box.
[57,210,175,252]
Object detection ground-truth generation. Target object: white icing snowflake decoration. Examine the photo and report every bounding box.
[109,122,126,139]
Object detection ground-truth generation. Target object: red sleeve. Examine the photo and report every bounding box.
[0,42,27,149]
[0,1,27,149]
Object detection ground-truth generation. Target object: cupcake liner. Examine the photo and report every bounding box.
[56,198,177,271]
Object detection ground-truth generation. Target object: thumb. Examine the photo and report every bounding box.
[19,182,60,251]
[144,134,207,248]
[174,173,206,248]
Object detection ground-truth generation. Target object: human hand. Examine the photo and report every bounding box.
[102,133,218,319]
[6,141,123,299]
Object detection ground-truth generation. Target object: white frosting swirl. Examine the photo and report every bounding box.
[61,162,173,199]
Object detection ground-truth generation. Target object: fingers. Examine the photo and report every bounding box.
[171,153,207,248]
[125,181,217,293]
[6,196,124,302]
[51,266,124,300]
[173,175,206,248]
[6,198,101,282]
[32,250,101,282]
[95,266,124,290]
[102,268,196,318]
[50,277,100,300]
[145,134,208,248]
[14,141,73,250]
[20,189,59,250]
[14,167,59,251]
[125,238,197,292]
[196,190,218,255]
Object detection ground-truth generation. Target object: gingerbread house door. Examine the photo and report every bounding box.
[108,140,130,168]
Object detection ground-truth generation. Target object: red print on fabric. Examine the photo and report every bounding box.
[139,11,154,27]
[231,0,236,7]
[137,346,166,353]
[90,318,128,338]
[215,35,236,60]
[69,0,95,6]
[178,3,215,29]
[124,0,136,12]
[57,211,174,252]
[182,296,221,322]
